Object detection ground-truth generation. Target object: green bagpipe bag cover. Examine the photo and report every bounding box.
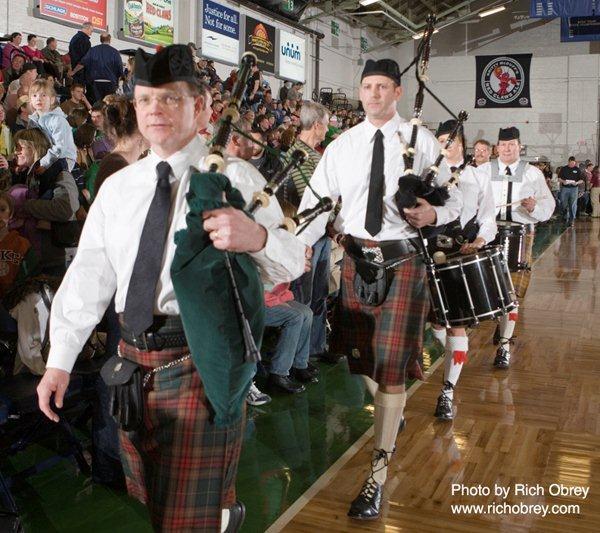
[171,170,264,427]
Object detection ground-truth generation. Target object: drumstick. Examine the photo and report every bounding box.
[496,196,547,209]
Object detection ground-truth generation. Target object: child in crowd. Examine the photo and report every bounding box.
[27,78,77,171]
[0,192,38,299]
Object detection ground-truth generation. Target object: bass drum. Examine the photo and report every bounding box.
[428,246,518,328]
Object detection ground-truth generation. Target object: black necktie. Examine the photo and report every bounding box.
[505,166,513,221]
[365,129,385,236]
[124,161,172,335]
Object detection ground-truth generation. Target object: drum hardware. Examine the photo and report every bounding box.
[459,261,479,327]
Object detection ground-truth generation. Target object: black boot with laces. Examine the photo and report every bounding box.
[347,449,391,520]
[494,337,514,369]
[434,381,454,420]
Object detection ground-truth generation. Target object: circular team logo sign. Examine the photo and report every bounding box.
[481,56,524,105]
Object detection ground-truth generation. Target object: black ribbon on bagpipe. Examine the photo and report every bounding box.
[393,14,470,261]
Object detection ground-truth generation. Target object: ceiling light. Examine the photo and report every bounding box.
[359,0,380,6]
[479,6,506,17]
[412,29,439,40]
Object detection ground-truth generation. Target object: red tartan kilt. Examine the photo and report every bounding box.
[330,253,429,386]
[118,341,244,532]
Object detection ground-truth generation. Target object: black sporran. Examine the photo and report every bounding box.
[353,259,395,307]
[100,355,144,431]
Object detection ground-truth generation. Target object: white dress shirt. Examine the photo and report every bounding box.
[47,135,305,373]
[297,113,462,247]
[478,158,555,224]
[438,160,497,244]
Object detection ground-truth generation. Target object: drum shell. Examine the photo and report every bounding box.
[428,247,518,327]
[491,221,529,272]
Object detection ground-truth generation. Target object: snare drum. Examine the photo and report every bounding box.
[428,246,518,328]
[491,221,532,272]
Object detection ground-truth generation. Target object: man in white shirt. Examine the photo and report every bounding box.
[36,45,305,532]
[429,120,497,421]
[477,127,554,369]
[298,58,462,520]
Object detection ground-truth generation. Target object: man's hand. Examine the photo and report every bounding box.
[403,197,437,228]
[203,207,267,253]
[460,236,486,255]
[37,368,71,422]
[521,196,536,213]
[304,245,312,272]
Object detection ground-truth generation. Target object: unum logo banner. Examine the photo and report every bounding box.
[281,41,301,61]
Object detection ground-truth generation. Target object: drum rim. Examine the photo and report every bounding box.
[432,301,519,327]
[431,246,503,271]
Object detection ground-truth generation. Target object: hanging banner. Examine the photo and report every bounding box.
[530,0,597,17]
[278,30,305,82]
[123,0,174,46]
[36,0,107,30]
[560,16,600,41]
[201,0,240,64]
[244,16,276,73]
[475,54,532,108]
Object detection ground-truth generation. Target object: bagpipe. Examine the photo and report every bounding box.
[393,14,470,258]
[173,50,332,371]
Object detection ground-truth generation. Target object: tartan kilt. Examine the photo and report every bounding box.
[330,253,429,386]
[117,341,244,532]
[511,232,535,299]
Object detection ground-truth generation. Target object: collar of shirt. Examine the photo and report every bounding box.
[362,112,402,143]
[146,134,206,182]
[499,158,520,175]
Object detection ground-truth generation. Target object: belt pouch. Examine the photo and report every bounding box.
[352,258,394,307]
[100,355,144,431]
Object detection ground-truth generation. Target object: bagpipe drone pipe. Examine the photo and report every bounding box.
[393,14,470,252]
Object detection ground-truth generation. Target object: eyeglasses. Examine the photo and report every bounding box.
[133,93,195,109]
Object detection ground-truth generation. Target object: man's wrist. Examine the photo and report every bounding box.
[249,224,268,253]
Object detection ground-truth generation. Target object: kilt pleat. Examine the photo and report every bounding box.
[118,341,243,532]
[330,254,429,386]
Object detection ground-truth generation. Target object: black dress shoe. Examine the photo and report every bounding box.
[290,367,319,383]
[348,477,383,520]
[434,381,454,420]
[268,374,306,394]
[493,346,510,369]
[306,361,320,376]
[224,500,245,533]
[435,393,453,421]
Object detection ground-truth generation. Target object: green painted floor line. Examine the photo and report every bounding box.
[2,221,565,533]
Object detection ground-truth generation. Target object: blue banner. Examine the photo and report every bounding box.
[560,15,600,41]
[530,0,597,17]
[203,0,239,40]
[201,0,240,64]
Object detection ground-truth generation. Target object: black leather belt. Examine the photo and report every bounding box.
[345,236,418,263]
[119,314,187,351]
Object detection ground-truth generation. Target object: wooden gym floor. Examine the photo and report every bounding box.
[278,219,600,532]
